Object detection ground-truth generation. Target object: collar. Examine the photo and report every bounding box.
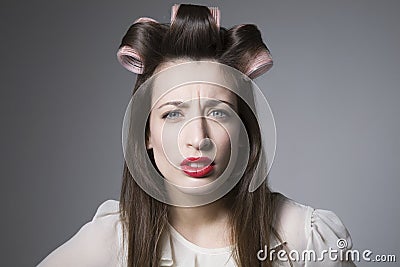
[159,227,286,266]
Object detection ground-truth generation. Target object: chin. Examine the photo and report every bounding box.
[171,175,216,187]
[166,175,222,195]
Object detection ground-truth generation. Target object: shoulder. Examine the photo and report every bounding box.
[77,199,122,245]
[37,199,123,267]
[92,199,120,220]
[271,192,355,265]
[271,192,313,250]
[88,199,122,244]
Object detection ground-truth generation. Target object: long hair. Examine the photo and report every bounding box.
[119,4,280,266]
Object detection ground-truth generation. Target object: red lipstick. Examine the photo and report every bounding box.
[180,157,214,178]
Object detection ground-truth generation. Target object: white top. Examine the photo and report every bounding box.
[37,193,356,266]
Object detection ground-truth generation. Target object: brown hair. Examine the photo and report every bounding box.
[118,4,280,266]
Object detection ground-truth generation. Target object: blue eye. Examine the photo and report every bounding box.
[162,110,183,120]
[209,110,228,118]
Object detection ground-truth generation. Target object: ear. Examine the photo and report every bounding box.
[146,134,153,150]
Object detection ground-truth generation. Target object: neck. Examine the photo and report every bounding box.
[168,198,230,230]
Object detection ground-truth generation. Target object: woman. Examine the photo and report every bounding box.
[37,4,355,267]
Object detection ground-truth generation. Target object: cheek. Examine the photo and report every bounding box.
[149,113,167,149]
[149,119,181,170]
[212,126,233,153]
[148,118,165,156]
[215,122,242,165]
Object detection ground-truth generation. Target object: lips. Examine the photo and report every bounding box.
[180,157,214,178]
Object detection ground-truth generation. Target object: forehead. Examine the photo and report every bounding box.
[152,83,236,107]
[150,61,241,107]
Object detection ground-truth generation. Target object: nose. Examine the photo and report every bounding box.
[183,117,212,151]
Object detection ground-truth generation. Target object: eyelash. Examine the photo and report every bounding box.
[161,110,183,120]
[161,109,230,120]
[209,110,228,118]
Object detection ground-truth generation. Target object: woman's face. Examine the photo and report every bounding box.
[147,66,241,189]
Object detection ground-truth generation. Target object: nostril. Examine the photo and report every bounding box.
[199,137,213,150]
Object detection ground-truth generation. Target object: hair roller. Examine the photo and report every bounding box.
[220,24,273,79]
[117,45,145,74]
[133,17,158,24]
[117,18,166,74]
[245,50,273,79]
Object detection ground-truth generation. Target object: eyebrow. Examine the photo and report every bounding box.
[157,101,187,109]
[157,99,236,110]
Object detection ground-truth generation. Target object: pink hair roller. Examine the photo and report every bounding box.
[133,17,158,24]
[117,45,144,74]
[246,50,273,79]
[117,17,159,74]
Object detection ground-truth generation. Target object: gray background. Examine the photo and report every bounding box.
[1,0,399,266]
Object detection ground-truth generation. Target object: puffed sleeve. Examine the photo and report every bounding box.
[36,200,122,267]
[304,208,356,267]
